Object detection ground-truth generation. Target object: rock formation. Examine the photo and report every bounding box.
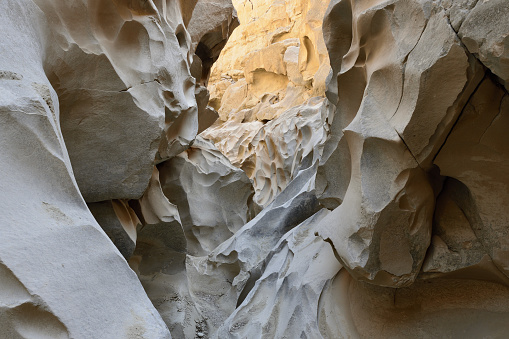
[202,0,333,207]
[0,0,235,337]
[1,0,509,338]
[201,0,509,336]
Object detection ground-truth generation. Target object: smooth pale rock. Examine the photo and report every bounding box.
[35,0,202,201]
[199,0,509,335]
[126,139,256,338]
[315,106,351,210]
[215,209,342,338]
[422,179,486,275]
[186,158,320,334]
[314,0,494,288]
[318,0,437,287]
[159,136,256,256]
[0,1,171,337]
[390,12,473,165]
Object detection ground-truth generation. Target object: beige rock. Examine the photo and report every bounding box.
[319,269,509,338]
[435,76,509,279]
[202,0,332,208]
[459,0,509,89]
[207,0,330,121]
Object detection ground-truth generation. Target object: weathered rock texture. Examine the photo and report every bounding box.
[199,0,509,337]
[2,0,509,338]
[202,0,333,207]
[0,0,235,337]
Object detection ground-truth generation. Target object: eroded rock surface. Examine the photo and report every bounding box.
[199,0,509,337]
[0,0,235,337]
[2,0,509,338]
[202,0,333,207]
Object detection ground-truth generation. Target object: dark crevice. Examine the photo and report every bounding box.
[391,15,430,121]
[315,233,343,266]
[445,0,481,34]
[394,128,423,170]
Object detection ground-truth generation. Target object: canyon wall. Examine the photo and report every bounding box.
[0,0,235,337]
[1,0,509,338]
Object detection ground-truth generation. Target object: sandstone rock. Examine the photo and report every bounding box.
[88,200,140,260]
[186,158,320,334]
[314,0,493,288]
[319,269,509,338]
[0,1,172,337]
[3,0,509,337]
[188,0,239,138]
[35,0,203,201]
[0,0,237,336]
[202,0,332,207]
[188,0,239,79]
[207,0,331,115]
[459,0,509,89]
[159,136,256,256]
[204,97,332,207]
[215,209,342,338]
[128,167,195,339]
[435,76,509,279]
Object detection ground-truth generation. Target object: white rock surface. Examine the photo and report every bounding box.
[0,0,237,337]
[159,136,256,256]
